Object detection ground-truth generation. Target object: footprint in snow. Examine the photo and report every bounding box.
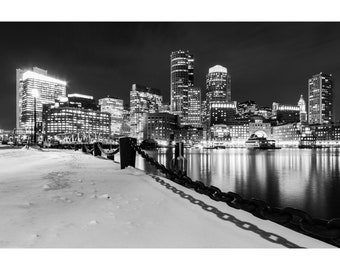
[99,194,110,199]
[89,220,99,225]
[30,234,40,239]
[43,184,51,190]
[73,191,84,197]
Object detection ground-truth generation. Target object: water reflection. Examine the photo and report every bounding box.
[135,148,340,219]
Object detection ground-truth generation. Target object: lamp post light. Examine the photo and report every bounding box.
[32,89,39,145]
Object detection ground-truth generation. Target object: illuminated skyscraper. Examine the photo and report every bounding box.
[130,84,162,140]
[298,94,307,123]
[308,72,334,124]
[170,50,194,125]
[205,65,232,130]
[187,87,201,127]
[99,96,124,135]
[206,65,231,103]
[16,67,66,133]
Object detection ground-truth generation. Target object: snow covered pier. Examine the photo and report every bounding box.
[0,148,334,248]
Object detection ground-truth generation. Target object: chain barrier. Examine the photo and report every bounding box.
[83,144,94,154]
[97,142,120,156]
[128,138,340,248]
[82,143,119,160]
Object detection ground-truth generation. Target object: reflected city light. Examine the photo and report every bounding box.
[136,148,340,219]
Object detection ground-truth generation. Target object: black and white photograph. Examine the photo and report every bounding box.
[1,0,340,269]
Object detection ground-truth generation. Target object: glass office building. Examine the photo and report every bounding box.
[170,50,194,125]
[43,97,110,138]
[209,101,237,126]
[16,67,67,134]
[187,86,202,127]
[308,72,334,124]
[99,97,124,136]
[130,84,162,140]
[206,65,231,103]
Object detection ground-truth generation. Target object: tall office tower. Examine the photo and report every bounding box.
[170,50,194,125]
[206,65,231,103]
[130,84,163,140]
[16,67,66,133]
[298,94,307,124]
[308,72,334,124]
[187,86,202,127]
[99,96,124,136]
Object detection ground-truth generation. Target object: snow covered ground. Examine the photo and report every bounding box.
[0,148,334,248]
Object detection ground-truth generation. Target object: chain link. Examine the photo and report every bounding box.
[128,138,340,247]
[83,144,94,154]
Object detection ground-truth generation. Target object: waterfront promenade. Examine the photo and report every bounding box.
[0,148,333,248]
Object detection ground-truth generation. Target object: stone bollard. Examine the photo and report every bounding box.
[175,141,184,160]
[171,142,187,176]
[93,142,101,156]
[120,137,136,169]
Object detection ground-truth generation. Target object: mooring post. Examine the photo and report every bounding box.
[175,142,184,160]
[120,137,136,169]
[93,142,101,156]
[82,144,87,153]
[171,142,187,176]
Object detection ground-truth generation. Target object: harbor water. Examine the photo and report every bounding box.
[136,148,340,220]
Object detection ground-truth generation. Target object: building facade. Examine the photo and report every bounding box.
[170,50,194,125]
[68,93,98,110]
[272,123,301,142]
[206,65,231,103]
[121,105,131,137]
[209,101,237,126]
[237,100,257,118]
[16,67,66,133]
[175,126,203,146]
[98,97,124,136]
[130,84,163,140]
[187,86,202,127]
[43,97,111,139]
[209,124,230,142]
[272,103,300,123]
[229,124,250,141]
[298,95,307,123]
[248,116,272,138]
[311,123,340,141]
[144,112,178,144]
[308,72,334,124]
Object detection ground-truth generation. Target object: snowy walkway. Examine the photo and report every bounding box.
[0,148,334,248]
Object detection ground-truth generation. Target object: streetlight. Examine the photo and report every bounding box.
[32,88,39,145]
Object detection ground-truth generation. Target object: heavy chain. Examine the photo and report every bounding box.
[96,142,120,156]
[83,144,94,154]
[128,138,340,248]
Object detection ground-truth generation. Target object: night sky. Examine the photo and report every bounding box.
[1,22,340,130]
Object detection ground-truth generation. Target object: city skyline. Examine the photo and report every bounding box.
[1,22,340,129]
